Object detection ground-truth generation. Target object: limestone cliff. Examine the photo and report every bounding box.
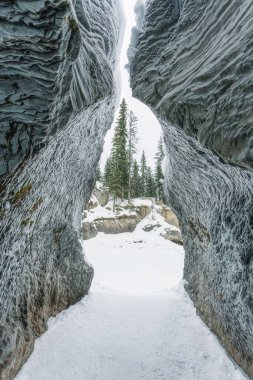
[0,1,122,379]
[130,0,253,378]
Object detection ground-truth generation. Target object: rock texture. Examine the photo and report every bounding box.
[156,202,179,228]
[160,228,183,246]
[130,0,253,378]
[83,204,151,239]
[87,214,141,236]
[0,1,122,379]
[92,187,109,207]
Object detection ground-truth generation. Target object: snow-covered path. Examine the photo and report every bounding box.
[16,219,247,380]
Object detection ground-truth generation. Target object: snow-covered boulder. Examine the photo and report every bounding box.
[156,202,180,229]
[94,214,142,235]
[82,199,152,238]
[92,188,109,207]
[83,221,98,240]
[142,222,161,232]
[130,0,253,377]
[87,195,99,211]
[160,228,183,246]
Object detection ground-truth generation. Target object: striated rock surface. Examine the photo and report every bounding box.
[130,0,253,378]
[0,1,122,379]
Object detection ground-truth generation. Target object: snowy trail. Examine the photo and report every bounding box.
[16,219,247,380]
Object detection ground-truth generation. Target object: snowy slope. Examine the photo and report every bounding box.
[15,217,247,380]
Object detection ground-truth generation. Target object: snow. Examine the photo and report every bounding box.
[15,216,247,380]
[83,197,153,223]
[132,198,153,207]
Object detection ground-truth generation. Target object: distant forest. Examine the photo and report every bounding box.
[97,99,165,202]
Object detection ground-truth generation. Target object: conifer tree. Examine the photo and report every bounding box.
[146,166,156,197]
[127,111,139,201]
[110,98,129,200]
[96,165,102,182]
[140,151,148,196]
[131,160,141,198]
[154,137,165,200]
[103,156,113,190]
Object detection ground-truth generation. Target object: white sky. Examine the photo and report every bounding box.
[100,0,161,170]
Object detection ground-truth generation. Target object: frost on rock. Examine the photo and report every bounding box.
[0,0,122,379]
[130,0,253,378]
[126,0,145,70]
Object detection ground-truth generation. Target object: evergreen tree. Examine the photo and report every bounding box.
[127,111,139,201]
[103,156,113,190]
[110,98,129,199]
[96,164,102,182]
[140,151,148,196]
[154,137,165,200]
[131,160,141,198]
[146,166,156,197]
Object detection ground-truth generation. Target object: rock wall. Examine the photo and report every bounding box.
[130,0,253,378]
[0,1,122,379]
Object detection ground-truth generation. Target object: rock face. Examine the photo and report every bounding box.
[130,1,253,378]
[0,1,122,379]
[83,204,151,239]
[90,214,141,235]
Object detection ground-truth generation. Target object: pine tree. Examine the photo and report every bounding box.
[127,111,139,201]
[96,165,102,182]
[131,160,141,198]
[140,151,148,196]
[103,156,113,190]
[110,98,129,200]
[154,137,165,200]
[146,166,156,197]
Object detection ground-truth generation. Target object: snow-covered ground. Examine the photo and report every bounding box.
[15,216,247,380]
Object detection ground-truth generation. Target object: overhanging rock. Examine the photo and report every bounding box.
[130,0,253,378]
[0,1,122,379]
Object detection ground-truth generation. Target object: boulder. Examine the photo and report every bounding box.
[90,214,141,235]
[160,229,183,246]
[87,196,98,211]
[156,204,180,228]
[93,188,109,207]
[142,223,161,232]
[136,205,151,219]
[83,222,98,240]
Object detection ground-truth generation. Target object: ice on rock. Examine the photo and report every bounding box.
[0,0,122,378]
[129,0,253,378]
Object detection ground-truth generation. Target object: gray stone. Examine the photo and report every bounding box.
[130,1,253,378]
[156,203,180,228]
[94,214,141,235]
[87,198,99,211]
[0,160,7,176]
[93,188,109,207]
[83,222,98,240]
[0,1,122,379]
[160,228,183,246]
[142,223,161,232]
